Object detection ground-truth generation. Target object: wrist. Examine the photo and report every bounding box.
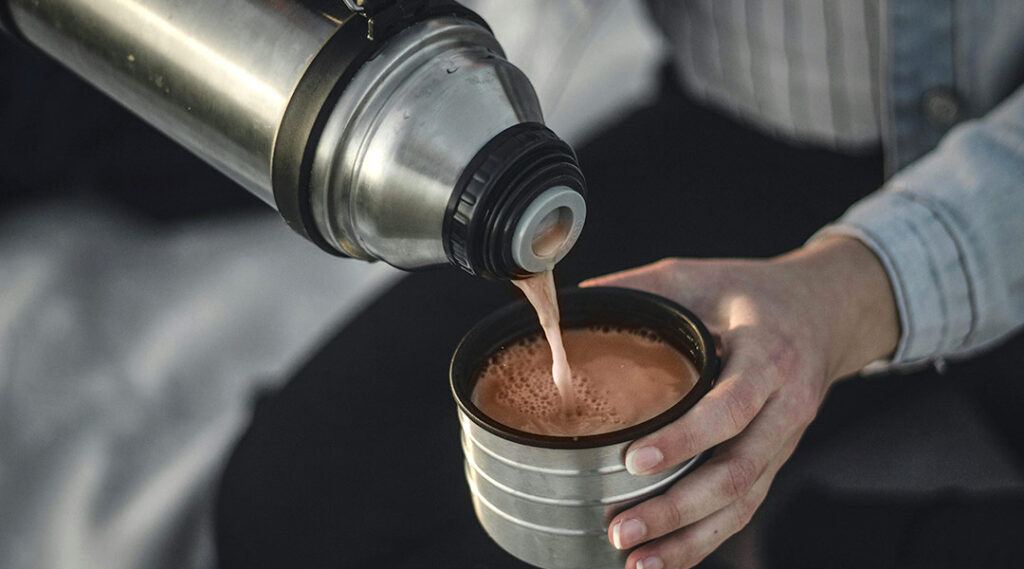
[775,236,900,382]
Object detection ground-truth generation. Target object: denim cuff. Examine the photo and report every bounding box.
[810,190,974,370]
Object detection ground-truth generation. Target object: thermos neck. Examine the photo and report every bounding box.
[307,16,587,278]
[444,123,586,280]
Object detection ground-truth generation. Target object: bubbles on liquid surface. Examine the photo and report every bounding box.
[472,325,698,436]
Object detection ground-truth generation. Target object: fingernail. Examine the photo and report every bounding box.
[625,446,663,474]
[611,519,647,549]
[636,555,664,569]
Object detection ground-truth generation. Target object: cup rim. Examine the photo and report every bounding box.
[450,286,720,449]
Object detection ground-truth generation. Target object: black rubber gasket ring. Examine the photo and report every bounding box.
[271,11,370,256]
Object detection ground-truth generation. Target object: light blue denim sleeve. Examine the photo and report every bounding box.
[814,83,1024,369]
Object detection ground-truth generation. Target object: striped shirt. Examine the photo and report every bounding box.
[648,0,882,150]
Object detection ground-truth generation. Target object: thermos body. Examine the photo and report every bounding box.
[3,0,342,204]
[1,0,587,278]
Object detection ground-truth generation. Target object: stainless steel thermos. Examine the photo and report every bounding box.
[0,0,586,278]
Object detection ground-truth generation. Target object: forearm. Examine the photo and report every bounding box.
[775,236,900,382]
[815,82,1024,368]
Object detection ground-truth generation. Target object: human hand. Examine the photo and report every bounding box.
[580,236,900,569]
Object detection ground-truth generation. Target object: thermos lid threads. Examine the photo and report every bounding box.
[444,122,587,279]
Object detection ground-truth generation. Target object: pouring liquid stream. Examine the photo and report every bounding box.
[512,269,575,413]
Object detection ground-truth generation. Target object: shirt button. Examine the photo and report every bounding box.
[922,87,962,128]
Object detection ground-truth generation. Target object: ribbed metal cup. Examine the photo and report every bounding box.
[451,287,720,569]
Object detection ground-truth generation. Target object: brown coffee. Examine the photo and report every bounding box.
[471,325,700,436]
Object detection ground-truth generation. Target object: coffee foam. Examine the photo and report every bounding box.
[471,325,700,437]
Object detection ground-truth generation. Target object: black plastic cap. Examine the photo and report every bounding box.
[443,122,587,280]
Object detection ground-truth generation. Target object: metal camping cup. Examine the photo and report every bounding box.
[450,287,720,569]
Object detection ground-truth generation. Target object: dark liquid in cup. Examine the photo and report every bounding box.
[471,326,700,436]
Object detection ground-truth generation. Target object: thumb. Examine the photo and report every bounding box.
[579,260,673,292]
[579,270,641,289]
